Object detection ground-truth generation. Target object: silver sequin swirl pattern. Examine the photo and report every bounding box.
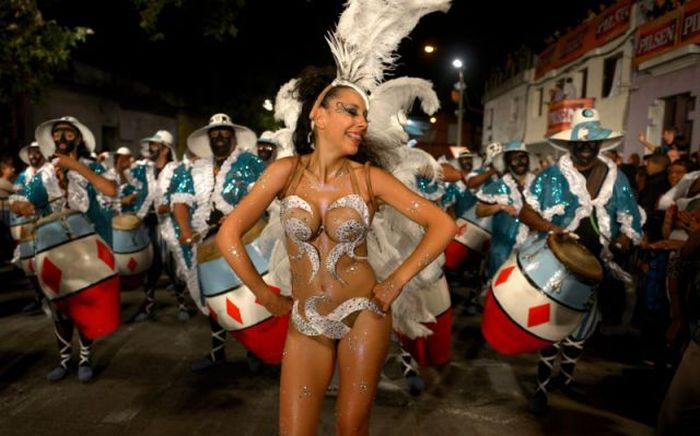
[291,296,383,339]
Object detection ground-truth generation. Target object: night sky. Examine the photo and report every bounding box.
[40,0,600,126]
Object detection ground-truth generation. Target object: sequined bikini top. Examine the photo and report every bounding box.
[280,156,375,283]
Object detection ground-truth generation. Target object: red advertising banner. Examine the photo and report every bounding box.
[679,0,700,44]
[595,0,633,45]
[634,0,700,66]
[534,1,632,79]
[635,10,680,65]
[557,23,591,67]
[546,99,595,136]
[535,44,557,79]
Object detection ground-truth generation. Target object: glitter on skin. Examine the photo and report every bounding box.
[358,380,368,392]
[300,385,312,399]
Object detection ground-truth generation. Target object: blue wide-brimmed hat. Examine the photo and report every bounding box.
[548,108,623,152]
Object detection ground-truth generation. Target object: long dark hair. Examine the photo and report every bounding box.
[292,66,381,167]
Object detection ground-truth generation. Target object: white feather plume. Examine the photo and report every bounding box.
[367,77,440,170]
[329,0,452,92]
[274,78,301,129]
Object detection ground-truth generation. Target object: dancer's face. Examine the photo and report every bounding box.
[570,140,602,169]
[209,127,236,160]
[506,151,529,176]
[318,88,368,156]
[52,122,79,155]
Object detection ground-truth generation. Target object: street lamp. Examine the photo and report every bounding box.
[424,45,435,54]
[452,58,465,147]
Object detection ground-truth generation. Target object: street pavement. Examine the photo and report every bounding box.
[0,269,660,435]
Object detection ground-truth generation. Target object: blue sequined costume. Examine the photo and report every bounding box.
[117,161,158,218]
[525,154,644,256]
[170,151,265,308]
[477,172,535,277]
[10,163,64,219]
[64,159,116,246]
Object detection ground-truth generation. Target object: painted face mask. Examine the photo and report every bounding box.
[458,156,473,173]
[209,128,235,160]
[52,124,79,155]
[570,141,602,168]
[27,148,45,169]
[506,151,529,176]
[148,142,163,161]
[257,143,276,163]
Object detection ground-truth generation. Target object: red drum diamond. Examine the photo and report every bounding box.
[527,303,551,328]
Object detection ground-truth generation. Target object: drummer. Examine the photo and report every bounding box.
[126,130,189,322]
[476,140,536,278]
[519,108,644,413]
[9,141,64,312]
[170,113,265,371]
[256,131,280,166]
[441,148,478,217]
[113,147,140,214]
[34,115,118,382]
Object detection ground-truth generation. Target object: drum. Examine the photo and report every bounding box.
[481,234,603,355]
[444,204,492,270]
[112,213,153,289]
[197,219,289,364]
[9,213,35,242]
[34,210,120,339]
[397,275,453,367]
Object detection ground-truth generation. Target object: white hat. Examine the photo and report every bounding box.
[19,141,52,165]
[186,113,257,158]
[115,146,132,156]
[140,129,177,162]
[548,108,623,152]
[35,116,96,153]
[493,140,538,173]
[257,130,280,147]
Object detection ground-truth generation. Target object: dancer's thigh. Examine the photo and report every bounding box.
[336,310,391,436]
[279,326,335,436]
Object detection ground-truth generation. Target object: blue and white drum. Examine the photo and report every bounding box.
[196,219,289,364]
[481,234,603,355]
[34,210,120,338]
[9,213,35,242]
[444,203,492,270]
[112,213,153,278]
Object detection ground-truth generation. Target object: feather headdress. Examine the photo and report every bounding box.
[329,0,452,95]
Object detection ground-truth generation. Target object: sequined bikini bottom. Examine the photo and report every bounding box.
[291,295,384,339]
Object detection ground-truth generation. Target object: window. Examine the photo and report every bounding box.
[510,96,519,122]
[602,54,622,98]
[663,93,696,151]
[537,88,544,117]
[578,68,588,98]
[488,108,494,129]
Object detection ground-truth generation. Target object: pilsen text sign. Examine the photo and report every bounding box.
[546,99,594,136]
